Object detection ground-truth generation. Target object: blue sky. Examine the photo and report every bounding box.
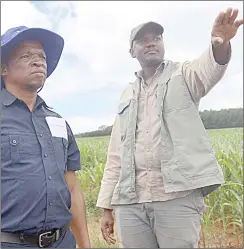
[1,1,243,134]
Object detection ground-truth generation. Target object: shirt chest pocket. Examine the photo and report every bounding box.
[1,134,42,175]
[52,137,69,173]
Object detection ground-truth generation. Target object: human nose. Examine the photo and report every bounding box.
[145,39,157,48]
[31,58,47,69]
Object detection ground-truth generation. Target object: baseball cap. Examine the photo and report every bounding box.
[130,21,164,48]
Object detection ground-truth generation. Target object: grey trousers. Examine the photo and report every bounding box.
[114,189,206,248]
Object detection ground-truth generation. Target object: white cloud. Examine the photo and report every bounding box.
[1,1,243,133]
[1,1,52,33]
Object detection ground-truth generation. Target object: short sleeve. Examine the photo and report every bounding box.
[66,122,81,171]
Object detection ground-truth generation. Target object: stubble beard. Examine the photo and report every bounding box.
[25,81,45,92]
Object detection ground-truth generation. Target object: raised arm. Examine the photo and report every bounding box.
[181,8,243,103]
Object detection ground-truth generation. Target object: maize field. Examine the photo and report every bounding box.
[75,128,243,248]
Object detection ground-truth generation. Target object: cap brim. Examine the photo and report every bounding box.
[134,22,164,40]
[1,28,64,79]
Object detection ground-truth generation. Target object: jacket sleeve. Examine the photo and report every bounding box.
[181,44,231,103]
[96,115,121,210]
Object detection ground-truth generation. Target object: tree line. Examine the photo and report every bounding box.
[75,108,243,138]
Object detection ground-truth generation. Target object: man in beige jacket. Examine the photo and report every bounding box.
[97,8,243,248]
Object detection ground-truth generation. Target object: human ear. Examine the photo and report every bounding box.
[1,64,8,76]
[129,48,136,58]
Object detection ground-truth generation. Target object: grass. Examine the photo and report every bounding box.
[75,128,243,248]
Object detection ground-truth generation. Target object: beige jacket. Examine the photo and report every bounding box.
[97,44,230,209]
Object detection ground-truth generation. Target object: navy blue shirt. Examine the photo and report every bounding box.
[1,89,81,235]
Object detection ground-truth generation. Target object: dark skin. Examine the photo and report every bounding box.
[1,40,91,248]
[129,8,243,83]
[131,33,165,82]
[100,32,166,246]
[1,40,47,111]
[100,7,243,245]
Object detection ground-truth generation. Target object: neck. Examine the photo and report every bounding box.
[141,63,162,81]
[6,84,37,112]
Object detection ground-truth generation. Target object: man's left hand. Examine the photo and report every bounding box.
[211,8,243,46]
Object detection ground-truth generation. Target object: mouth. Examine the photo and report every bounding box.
[31,71,46,76]
[145,50,158,55]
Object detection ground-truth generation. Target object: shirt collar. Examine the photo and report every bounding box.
[1,88,17,106]
[35,95,46,108]
[1,88,47,108]
[134,60,165,80]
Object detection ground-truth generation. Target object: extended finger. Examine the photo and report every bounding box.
[214,11,225,26]
[228,9,239,24]
[234,19,244,28]
[105,237,111,245]
[102,227,115,245]
[108,237,116,244]
[102,231,112,245]
[107,234,116,244]
[101,227,109,243]
[222,8,233,25]
[107,225,115,244]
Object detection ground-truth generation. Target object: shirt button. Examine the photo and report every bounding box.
[44,154,48,157]
[39,134,43,137]
[48,176,52,180]
[12,140,17,144]
[49,202,53,206]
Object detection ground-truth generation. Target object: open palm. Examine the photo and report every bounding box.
[211,8,243,45]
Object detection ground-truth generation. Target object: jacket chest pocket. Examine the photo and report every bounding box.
[117,99,131,141]
[52,137,68,173]
[163,75,192,113]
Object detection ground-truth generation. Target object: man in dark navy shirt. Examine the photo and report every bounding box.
[1,26,90,248]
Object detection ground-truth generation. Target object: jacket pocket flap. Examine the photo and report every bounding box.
[118,99,131,114]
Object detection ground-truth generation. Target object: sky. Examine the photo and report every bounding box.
[1,1,243,134]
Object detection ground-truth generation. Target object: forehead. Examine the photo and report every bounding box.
[11,40,45,56]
